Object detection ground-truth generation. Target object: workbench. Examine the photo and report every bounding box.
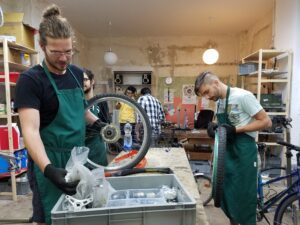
[145,147,209,225]
[184,130,214,161]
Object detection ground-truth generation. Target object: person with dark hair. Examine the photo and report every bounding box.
[14,5,99,225]
[140,87,151,95]
[116,86,137,142]
[83,69,108,166]
[194,71,272,225]
[137,87,165,146]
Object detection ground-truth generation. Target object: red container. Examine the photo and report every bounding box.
[0,125,20,150]
[0,72,20,83]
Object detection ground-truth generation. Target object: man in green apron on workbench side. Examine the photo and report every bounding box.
[14,5,101,225]
[83,68,108,166]
[194,71,272,225]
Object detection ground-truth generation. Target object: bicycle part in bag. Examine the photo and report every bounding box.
[64,195,93,211]
[212,126,227,208]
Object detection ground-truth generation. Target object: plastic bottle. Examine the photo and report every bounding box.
[123,122,132,151]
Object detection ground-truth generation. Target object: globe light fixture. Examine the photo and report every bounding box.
[104,48,118,65]
[202,48,219,65]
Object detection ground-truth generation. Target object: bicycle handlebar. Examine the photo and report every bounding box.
[277,141,300,151]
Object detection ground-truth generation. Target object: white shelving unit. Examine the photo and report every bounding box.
[0,38,37,200]
[240,49,292,167]
[113,71,152,94]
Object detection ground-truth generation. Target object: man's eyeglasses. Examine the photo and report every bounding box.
[83,78,90,82]
[45,47,74,57]
[126,91,133,95]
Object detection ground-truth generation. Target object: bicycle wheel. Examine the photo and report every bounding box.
[194,173,212,206]
[260,167,287,201]
[274,193,300,225]
[212,126,227,208]
[85,93,151,171]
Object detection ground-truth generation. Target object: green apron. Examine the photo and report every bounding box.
[217,87,257,225]
[85,105,108,166]
[34,61,85,225]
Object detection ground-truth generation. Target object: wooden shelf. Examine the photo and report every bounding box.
[0,39,37,54]
[261,142,283,146]
[0,147,26,153]
[0,169,28,179]
[115,84,151,86]
[240,49,292,170]
[259,132,284,135]
[0,38,37,200]
[242,49,287,62]
[0,81,17,86]
[0,113,19,118]
[241,71,288,77]
[261,79,288,83]
[0,61,31,71]
[267,112,288,116]
[244,79,288,84]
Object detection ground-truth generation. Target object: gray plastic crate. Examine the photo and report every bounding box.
[51,174,196,225]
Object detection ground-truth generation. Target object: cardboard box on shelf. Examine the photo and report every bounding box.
[0,124,20,150]
[0,48,22,64]
[0,13,35,49]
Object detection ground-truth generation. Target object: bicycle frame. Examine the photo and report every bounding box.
[257,167,300,214]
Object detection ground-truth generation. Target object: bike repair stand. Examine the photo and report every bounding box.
[285,146,293,187]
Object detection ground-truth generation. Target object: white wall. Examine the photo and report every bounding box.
[82,35,239,97]
[275,0,300,146]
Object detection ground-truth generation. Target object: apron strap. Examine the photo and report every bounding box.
[217,86,231,121]
[42,60,84,97]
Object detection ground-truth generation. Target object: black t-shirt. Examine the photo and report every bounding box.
[14,64,84,129]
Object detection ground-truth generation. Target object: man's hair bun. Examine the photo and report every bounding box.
[43,4,61,19]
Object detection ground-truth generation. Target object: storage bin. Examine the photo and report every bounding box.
[51,174,196,225]
[0,176,31,195]
[238,62,265,75]
[0,124,20,150]
[0,72,20,83]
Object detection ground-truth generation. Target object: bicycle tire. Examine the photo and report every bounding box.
[274,192,300,225]
[86,93,151,171]
[212,126,227,208]
[194,173,213,206]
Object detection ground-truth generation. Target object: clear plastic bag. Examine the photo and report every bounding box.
[65,147,93,200]
[91,167,116,208]
[64,146,115,210]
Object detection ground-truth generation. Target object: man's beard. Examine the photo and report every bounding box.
[45,53,69,73]
[84,86,91,94]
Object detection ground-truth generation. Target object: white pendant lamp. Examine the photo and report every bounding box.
[202,48,219,65]
[104,48,118,65]
[104,21,118,66]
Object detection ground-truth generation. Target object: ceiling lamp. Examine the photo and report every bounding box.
[104,21,118,65]
[202,48,219,65]
[104,48,118,65]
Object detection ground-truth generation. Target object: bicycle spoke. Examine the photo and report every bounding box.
[85,94,151,171]
[278,202,300,225]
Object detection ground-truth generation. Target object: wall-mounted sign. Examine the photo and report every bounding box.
[182,84,196,104]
